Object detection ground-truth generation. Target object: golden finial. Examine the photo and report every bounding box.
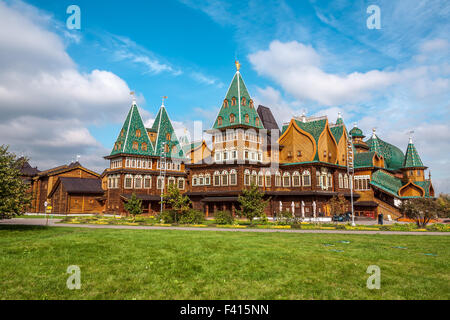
[235,60,241,72]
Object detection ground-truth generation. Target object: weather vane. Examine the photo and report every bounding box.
[235,60,241,72]
[162,96,168,106]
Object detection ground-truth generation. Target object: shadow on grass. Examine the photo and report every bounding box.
[0,225,50,231]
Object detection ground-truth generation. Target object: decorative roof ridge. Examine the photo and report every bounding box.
[293,115,328,123]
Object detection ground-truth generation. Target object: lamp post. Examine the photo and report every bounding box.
[347,133,356,227]
[160,142,166,216]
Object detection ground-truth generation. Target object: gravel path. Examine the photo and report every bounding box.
[1,218,449,236]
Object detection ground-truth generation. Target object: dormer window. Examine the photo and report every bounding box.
[142,143,147,151]
[245,114,249,124]
[255,117,260,126]
[242,97,246,106]
[132,141,138,150]
[166,133,171,141]
[120,129,124,137]
[231,97,237,106]
[218,117,223,126]
[230,113,235,124]
[249,100,254,108]
[223,99,229,108]
[136,129,141,137]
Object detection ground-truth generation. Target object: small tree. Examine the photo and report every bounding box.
[163,184,191,223]
[0,145,31,220]
[436,193,450,218]
[237,184,270,224]
[328,194,348,216]
[124,193,142,222]
[399,197,443,228]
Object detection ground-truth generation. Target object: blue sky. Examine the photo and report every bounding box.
[0,0,449,192]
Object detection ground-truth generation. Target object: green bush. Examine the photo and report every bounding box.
[276,210,295,225]
[179,209,205,225]
[158,210,176,224]
[426,223,450,232]
[214,211,234,225]
[390,223,417,231]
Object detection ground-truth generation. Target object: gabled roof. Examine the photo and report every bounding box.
[110,102,154,156]
[257,105,280,132]
[48,177,103,197]
[151,105,186,159]
[330,124,344,144]
[212,66,264,130]
[403,140,424,168]
[370,170,404,197]
[18,158,40,177]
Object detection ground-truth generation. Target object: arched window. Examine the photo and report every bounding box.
[168,177,176,187]
[265,171,272,187]
[124,174,133,189]
[251,170,258,186]
[316,171,321,187]
[241,97,246,106]
[213,171,221,186]
[132,141,139,150]
[205,174,211,186]
[339,174,343,188]
[230,113,235,124]
[222,170,229,186]
[157,176,164,190]
[244,169,251,186]
[142,143,147,151]
[178,178,185,190]
[120,129,124,137]
[327,173,333,188]
[275,171,281,187]
[144,176,152,189]
[198,174,204,186]
[230,169,237,186]
[255,117,260,127]
[166,133,171,141]
[245,114,249,124]
[231,97,237,106]
[344,174,349,189]
[217,117,223,126]
[258,171,264,187]
[249,100,254,109]
[136,129,141,137]
[283,172,291,187]
[302,170,311,186]
[164,144,169,153]
[192,175,198,186]
[292,171,301,187]
[223,99,229,108]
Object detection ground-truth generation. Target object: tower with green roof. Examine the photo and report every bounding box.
[401,135,426,182]
[209,61,266,164]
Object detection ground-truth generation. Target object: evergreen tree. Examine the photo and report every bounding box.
[124,193,142,222]
[237,184,269,224]
[0,145,31,219]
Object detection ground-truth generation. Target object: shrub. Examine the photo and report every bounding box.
[426,223,450,232]
[158,210,176,224]
[179,209,205,225]
[215,211,234,225]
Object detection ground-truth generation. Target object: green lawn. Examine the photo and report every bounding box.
[0,225,449,300]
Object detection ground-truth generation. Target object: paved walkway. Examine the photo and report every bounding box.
[1,218,449,236]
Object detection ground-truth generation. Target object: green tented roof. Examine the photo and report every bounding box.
[110,103,154,156]
[366,136,405,170]
[212,72,264,130]
[152,106,186,159]
[403,142,424,168]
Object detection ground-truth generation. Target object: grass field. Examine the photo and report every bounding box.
[0,225,449,300]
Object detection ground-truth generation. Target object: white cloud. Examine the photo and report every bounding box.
[0,1,132,172]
